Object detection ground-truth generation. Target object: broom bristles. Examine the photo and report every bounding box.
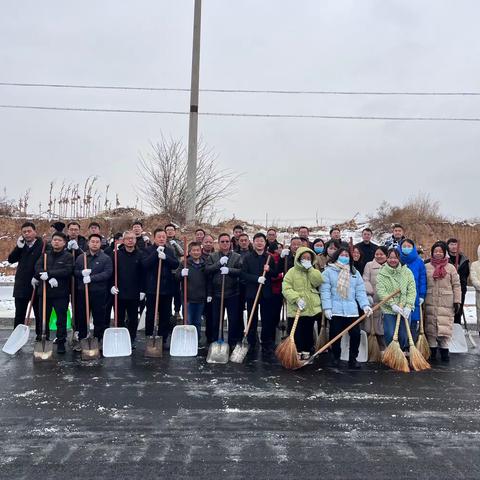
[409,345,431,371]
[415,333,431,360]
[367,331,382,363]
[275,337,302,369]
[382,340,410,372]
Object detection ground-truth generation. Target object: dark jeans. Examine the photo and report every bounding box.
[246,296,276,349]
[36,296,69,341]
[204,301,214,343]
[287,313,319,352]
[145,294,172,338]
[187,302,204,340]
[14,295,39,329]
[330,315,360,361]
[173,280,182,314]
[237,284,246,328]
[118,298,140,341]
[383,313,409,349]
[77,289,107,340]
[212,295,241,346]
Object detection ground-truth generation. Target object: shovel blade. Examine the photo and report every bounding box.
[145,336,163,357]
[102,327,132,357]
[340,330,368,362]
[230,340,249,363]
[448,323,468,353]
[169,325,198,357]
[2,324,30,355]
[206,341,230,364]
[80,337,100,360]
[33,339,53,361]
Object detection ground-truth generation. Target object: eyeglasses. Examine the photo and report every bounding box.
[219,240,230,243]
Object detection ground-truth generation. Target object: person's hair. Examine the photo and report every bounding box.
[203,234,214,241]
[400,238,415,248]
[233,224,243,232]
[362,227,373,234]
[195,228,206,235]
[387,247,401,259]
[123,230,135,237]
[290,236,301,243]
[67,221,81,229]
[253,232,266,241]
[88,222,101,229]
[299,250,315,262]
[325,239,342,251]
[446,237,458,246]
[298,226,309,232]
[238,233,249,240]
[113,232,123,241]
[329,226,340,235]
[299,237,310,244]
[312,238,325,247]
[188,241,202,251]
[164,223,176,230]
[132,220,143,227]
[267,228,277,234]
[331,247,355,273]
[375,246,389,256]
[392,223,403,230]
[352,245,362,258]
[153,228,165,237]
[88,233,102,242]
[218,233,231,242]
[21,221,36,230]
[52,232,67,242]
[431,241,448,257]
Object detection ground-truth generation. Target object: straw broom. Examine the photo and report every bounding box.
[415,305,430,360]
[404,315,430,371]
[367,315,382,363]
[275,309,302,369]
[315,312,328,351]
[382,314,409,373]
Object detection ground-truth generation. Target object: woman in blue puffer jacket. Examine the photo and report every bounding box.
[398,238,427,339]
[320,247,372,369]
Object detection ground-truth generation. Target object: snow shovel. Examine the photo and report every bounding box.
[449,323,468,353]
[230,255,272,363]
[34,253,53,361]
[463,311,477,348]
[80,253,100,360]
[170,238,198,356]
[207,274,229,363]
[145,255,163,357]
[103,241,131,357]
[340,330,368,362]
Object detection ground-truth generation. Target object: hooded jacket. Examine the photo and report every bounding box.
[376,264,416,315]
[282,247,323,317]
[470,246,480,291]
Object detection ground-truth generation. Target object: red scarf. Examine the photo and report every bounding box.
[431,257,448,279]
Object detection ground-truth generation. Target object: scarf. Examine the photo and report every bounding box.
[431,257,449,279]
[333,261,350,299]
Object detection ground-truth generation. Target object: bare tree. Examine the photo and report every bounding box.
[137,136,239,224]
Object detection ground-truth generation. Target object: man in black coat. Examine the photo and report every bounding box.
[132,220,150,250]
[34,232,73,353]
[8,221,43,330]
[355,228,378,271]
[66,221,88,252]
[74,234,113,342]
[447,238,470,324]
[141,228,179,342]
[205,233,242,347]
[241,232,278,353]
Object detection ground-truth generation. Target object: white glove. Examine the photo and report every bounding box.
[297,298,306,310]
[207,296,212,303]
[139,292,146,301]
[157,245,165,253]
[280,248,290,258]
[48,278,58,288]
[67,239,79,250]
[157,250,166,260]
[169,239,177,246]
[392,304,403,315]
[419,298,424,305]
[110,286,119,295]
[324,309,333,320]
[220,256,229,265]
[181,268,189,277]
[81,269,91,277]
[220,266,229,275]
[31,277,39,287]
[83,276,91,284]
[367,295,374,306]
[40,272,48,281]
[364,306,373,317]
[403,307,412,319]
[17,236,25,248]
[258,276,266,285]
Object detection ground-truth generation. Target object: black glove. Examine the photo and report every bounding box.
[454,303,461,314]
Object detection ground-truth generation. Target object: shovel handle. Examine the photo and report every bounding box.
[114,240,118,328]
[153,257,162,331]
[218,273,226,340]
[42,253,47,338]
[83,253,90,330]
[183,236,188,326]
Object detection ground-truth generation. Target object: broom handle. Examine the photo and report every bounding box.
[83,253,90,334]
[218,273,225,341]
[71,249,76,331]
[308,289,401,361]
[403,314,415,347]
[392,313,401,342]
[114,240,118,328]
[153,256,162,333]
[454,239,460,271]
[419,304,425,335]
[25,240,47,327]
[42,253,47,338]
[183,236,188,326]
[242,254,272,337]
[289,309,302,338]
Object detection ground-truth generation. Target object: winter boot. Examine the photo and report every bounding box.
[348,358,361,369]
[430,347,437,360]
[440,348,450,362]
[57,342,66,354]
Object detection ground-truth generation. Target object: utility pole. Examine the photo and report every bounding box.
[185,0,202,226]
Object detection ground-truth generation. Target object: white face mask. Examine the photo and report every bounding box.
[300,259,312,269]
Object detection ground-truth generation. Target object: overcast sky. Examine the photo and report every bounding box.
[1,0,479,225]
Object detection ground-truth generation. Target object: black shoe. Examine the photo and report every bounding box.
[57,342,66,354]
[430,347,437,360]
[440,348,450,362]
[35,335,42,342]
[348,359,361,369]
[331,357,341,368]
[131,341,136,350]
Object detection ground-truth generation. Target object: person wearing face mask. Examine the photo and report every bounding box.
[424,241,461,362]
[282,246,323,359]
[312,238,327,271]
[362,246,389,350]
[399,239,427,338]
[320,247,373,368]
[376,248,416,351]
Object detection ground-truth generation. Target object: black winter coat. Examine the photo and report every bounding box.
[74,250,113,294]
[175,257,207,303]
[8,237,44,298]
[141,245,179,296]
[449,254,470,295]
[205,251,242,298]
[110,246,144,300]
[355,241,378,265]
[241,251,277,300]
[34,249,73,299]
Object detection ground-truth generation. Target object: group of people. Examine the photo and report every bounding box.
[6,219,476,367]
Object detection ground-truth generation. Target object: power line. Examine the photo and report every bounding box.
[1,104,480,122]
[1,81,480,96]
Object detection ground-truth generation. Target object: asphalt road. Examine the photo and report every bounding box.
[1,331,479,480]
